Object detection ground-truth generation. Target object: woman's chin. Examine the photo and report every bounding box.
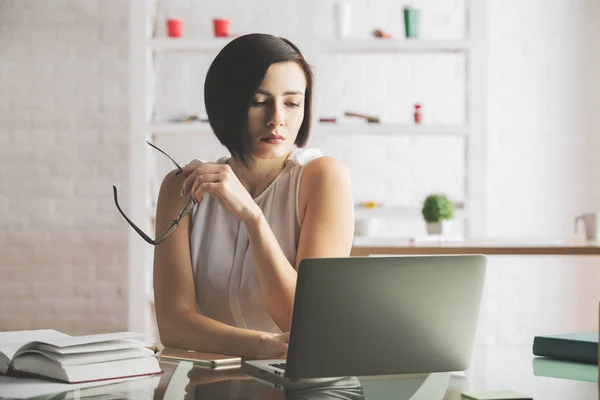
[252,143,293,160]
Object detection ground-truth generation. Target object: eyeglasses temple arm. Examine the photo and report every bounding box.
[146,141,183,175]
[112,185,157,245]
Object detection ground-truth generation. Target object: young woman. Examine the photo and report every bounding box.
[152,33,354,358]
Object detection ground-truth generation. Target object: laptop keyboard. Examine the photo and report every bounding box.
[269,362,286,370]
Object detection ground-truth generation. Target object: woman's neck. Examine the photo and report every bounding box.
[228,151,291,198]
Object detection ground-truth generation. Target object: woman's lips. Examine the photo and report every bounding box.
[261,134,285,144]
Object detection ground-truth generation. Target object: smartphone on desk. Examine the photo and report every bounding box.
[159,348,241,369]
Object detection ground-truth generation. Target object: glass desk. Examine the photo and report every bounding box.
[15,345,599,399]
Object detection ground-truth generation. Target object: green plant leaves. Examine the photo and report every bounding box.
[421,194,455,222]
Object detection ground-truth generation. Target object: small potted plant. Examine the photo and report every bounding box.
[421,194,455,235]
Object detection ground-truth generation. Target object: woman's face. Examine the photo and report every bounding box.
[247,61,307,161]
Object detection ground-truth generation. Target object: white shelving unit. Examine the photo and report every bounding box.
[149,122,470,136]
[331,38,469,53]
[355,205,466,219]
[148,37,469,54]
[148,122,210,134]
[148,38,231,52]
[315,123,470,136]
[129,0,486,333]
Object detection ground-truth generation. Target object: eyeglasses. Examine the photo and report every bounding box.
[113,141,195,246]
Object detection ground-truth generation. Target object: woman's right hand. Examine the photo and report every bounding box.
[256,331,289,359]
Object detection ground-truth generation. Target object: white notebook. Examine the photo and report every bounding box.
[0,329,162,384]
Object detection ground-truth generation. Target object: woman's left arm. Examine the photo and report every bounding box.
[245,157,354,331]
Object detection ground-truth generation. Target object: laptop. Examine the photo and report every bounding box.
[244,255,486,381]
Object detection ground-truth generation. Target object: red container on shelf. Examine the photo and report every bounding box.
[167,19,183,38]
[414,103,422,124]
[213,18,229,37]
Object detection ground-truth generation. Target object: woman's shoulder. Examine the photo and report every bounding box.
[296,150,351,223]
[296,149,350,191]
[286,147,324,167]
[302,156,349,181]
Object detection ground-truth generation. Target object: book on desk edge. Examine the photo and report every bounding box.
[0,329,162,384]
[532,332,598,364]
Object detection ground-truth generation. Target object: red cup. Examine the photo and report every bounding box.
[213,19,229,37]
[167,19,183,38]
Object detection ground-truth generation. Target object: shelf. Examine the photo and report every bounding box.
[314,123,470,136]
[149,38,232,52]
[148,123,212,134]
[147,203,466,220]
[355,205,466,219]
[331,39,468,53]
[148,122,469,137]
[148,38,468,54]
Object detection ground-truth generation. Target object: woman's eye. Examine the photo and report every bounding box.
[251,100,266,106]
[286,102,301,108]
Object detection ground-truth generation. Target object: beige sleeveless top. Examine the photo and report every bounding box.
[188,147,323,333]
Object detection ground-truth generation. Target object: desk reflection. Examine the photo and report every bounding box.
[156,360,450,400]
[185,365,364,400]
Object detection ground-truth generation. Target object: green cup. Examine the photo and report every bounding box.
[403,7,420,39]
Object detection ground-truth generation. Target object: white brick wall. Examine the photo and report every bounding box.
[1,0,598,346]
[0,0,129,334]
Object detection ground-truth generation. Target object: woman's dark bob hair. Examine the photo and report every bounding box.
[204,33,314,166]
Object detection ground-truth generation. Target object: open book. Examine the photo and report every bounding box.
[0,329,162,384]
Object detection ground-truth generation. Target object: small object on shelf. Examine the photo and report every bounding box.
[168,114,209,123]
[403,6,420,39]
[358,201,380,209]
[166,18,183,38]
[372,29,392,39]
[354,218,380,237]
[574,212,599,241]
[213,18,230,37]
[334,1,352,39]
[319,117,337,123]
[421,193,455,235]
[414,103,422,124]
[344,111,380,123]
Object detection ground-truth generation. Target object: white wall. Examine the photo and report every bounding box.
[0,0,598,344]
[478,0,600,345]
[153,0,469,238]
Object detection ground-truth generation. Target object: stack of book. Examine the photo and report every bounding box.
[0,329,162,384]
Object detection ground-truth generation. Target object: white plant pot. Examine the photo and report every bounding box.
[426,220,453,235]
[354,218,379,237]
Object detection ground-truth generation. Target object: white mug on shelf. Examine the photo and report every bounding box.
[575,212,600,241]
[354,218,379,237]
